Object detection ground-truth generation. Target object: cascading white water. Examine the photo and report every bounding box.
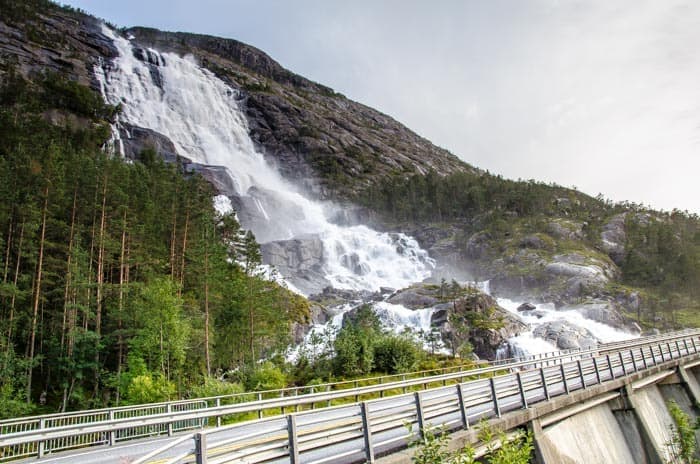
[96,26,434,295]
[497,295,638,357]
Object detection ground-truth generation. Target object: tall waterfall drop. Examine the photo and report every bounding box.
[96,27,434,295]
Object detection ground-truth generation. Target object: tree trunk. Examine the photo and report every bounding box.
[204,244,210,376]
[94,176,108,397]
[178,206,189,296]
[27,186,49,403]
[116,209,127,405]
[61,189,78,352]
[6,220,24,354]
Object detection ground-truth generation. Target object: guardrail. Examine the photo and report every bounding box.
[0,340,597,462]
[0,330,697,462]
[131,330,700,464]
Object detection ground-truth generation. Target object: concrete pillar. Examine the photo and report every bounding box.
[677,365,700,406]
[622,385,665,464]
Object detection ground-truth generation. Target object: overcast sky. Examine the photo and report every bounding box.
[64,0,700,213]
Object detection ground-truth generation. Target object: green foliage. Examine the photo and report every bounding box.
[188,377,244,399]
[124,374,176,405]
[129,277,190,379]
[666,399,699,464]
[333,305,382,376]
[410,421,532,464]
[374,334,422,374]
[242,361,287,391]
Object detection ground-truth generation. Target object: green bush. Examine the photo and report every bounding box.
[243,362,287,391]
[189,377,244,399]
[124,374,176,405]
[374,334,421,374]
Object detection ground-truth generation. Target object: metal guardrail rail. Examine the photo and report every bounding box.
[130,330,700,464]
[0,329,697,462]
[0,342,597,461]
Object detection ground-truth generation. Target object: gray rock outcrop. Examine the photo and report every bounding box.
[533,321,598,350]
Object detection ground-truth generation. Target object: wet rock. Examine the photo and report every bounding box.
[386,285,440,310]
[533,321,598,350]
[561,300,640,333]
[261,235,328,295]
[517,302,537,312]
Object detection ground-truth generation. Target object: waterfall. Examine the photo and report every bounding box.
[96,26,434,295]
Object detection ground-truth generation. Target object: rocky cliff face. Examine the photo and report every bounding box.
[120,27,472,201]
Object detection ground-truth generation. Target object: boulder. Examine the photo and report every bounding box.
[261,235,329,295]
[517,302,537,312]
[533,321,598,350]
[560,301,640,333]
[386,285,440,310]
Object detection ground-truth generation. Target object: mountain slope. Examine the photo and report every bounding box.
[2,2,699,343]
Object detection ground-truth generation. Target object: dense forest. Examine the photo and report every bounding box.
[0,64,310,416]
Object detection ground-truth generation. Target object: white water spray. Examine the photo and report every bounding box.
[96,27,434,294]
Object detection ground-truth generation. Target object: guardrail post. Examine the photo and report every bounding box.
[641,347,648,369]
[675,340,681,357]
[659,343,665,362]
[360,402,375,463]
[194,432,207,464]
[215,398,221,427]
[667,342,673,359]
[516,372,528,408]
[167,404,173,436]
[593,357,601,384]
[606,355,615,380]
[683,339,689,355]
[258,392,263,419]
[692,338,698,353]
[489,378,501,417]
[280,390,286,415]
[38,418,46,458]
[287,415,300,464]
[108,410,116,445]
[456,384,469,429]
[327,385,332,407]
[560,365,569,394]
[540,368,550,400]
[577,360,586,390]
[651,345,658,365]
[414,392,425,440]
[630,350,637,372]
[619,352,627,376]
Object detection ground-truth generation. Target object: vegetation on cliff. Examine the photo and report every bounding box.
[358,169,700,327]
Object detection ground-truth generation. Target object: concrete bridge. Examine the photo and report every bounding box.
[2,330,699,464]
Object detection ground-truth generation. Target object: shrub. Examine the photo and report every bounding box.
[189,377,244,400]
[374,334,421,374]
[243,361,287,391]
[124,374,176,405]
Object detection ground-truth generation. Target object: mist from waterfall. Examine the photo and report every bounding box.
[96,26,434,294]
